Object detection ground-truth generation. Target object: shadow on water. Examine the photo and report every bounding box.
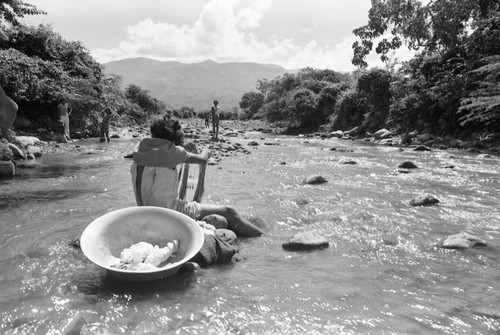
[0,189,97,210]
[12,163,83,179]
[72,268,199,299]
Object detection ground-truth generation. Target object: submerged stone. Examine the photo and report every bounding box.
[303,174,328,185]
[282,231,329,251]
[409,194,439,206]
[399,161,418,169]
[414,145,432,151]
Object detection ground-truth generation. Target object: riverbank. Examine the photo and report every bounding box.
[1,118,498,178]
[0,119,274,177]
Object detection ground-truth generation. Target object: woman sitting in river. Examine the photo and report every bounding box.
[130,117,264,265]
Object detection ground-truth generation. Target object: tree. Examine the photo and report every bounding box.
[125,84,165,123]
[286,88,318,127]
[239,91,263,117]
[457,14,500,131]
[356,68,393,131]
[329,90,368,131]
[0,0,44,39]
[352,0,500,68]
[0,0,45,26]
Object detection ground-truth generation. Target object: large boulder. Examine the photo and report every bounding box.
[8,143,26,160]
[328,130,344,138]
[417,133,432,142]
[374,128,393,140]
[0,160,15,177]
[27,145,43,158]
[0,140,13,161]
[441,232,489,249]
[282,231,329,251]
[401,132,412,145]
[15,136,41,147]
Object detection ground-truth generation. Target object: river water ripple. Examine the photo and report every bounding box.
[0,131,499,334]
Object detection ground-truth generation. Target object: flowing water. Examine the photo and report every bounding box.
[1,129,499,335]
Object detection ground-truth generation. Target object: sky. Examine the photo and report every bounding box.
[25,0,414,71]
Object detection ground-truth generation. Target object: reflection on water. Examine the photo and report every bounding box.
[0,135,499,334]
[0,189,94,210]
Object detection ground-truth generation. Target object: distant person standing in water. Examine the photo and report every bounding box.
[204,112,210,128]
[100,107,113,142]
[210,100,220,140]
[57,98,72,140]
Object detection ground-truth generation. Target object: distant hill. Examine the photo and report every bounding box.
[102,58,292,111]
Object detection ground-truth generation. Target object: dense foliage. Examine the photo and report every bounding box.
[340,0,499,143]
[0,4,164,137]
[351,0,499,68]
[380,2,500,138]
[0,0,45,31]
[124,84,165,124]
[239,66,394,134]
[239,68,354,132]
[1,0,498,145]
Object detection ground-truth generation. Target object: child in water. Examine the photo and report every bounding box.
[99,107,113,142]
[130,117,264,265]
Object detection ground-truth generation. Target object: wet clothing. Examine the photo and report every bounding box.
[190,232,238,266]
[130,138,195,210]
[130,137,239,266]
[131,163,202,217]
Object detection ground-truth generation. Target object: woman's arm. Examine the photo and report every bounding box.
[185,147,210,164]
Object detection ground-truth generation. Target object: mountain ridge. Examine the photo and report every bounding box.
[102,58,293,111]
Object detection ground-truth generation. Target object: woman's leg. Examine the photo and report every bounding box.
[198,204,264,237]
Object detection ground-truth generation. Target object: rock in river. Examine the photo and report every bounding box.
[398,161,418,169]
[409,194,439,206]
[303,174,328,185]
[441,232,489,249]
[282,231,329,251]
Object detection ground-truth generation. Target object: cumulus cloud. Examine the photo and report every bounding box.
[91,0,413,71]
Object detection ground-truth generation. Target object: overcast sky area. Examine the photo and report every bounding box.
[25,0,414,71]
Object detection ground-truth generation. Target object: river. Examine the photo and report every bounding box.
[1,127,499,334]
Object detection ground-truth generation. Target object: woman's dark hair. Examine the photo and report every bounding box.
[150,117,184,145]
